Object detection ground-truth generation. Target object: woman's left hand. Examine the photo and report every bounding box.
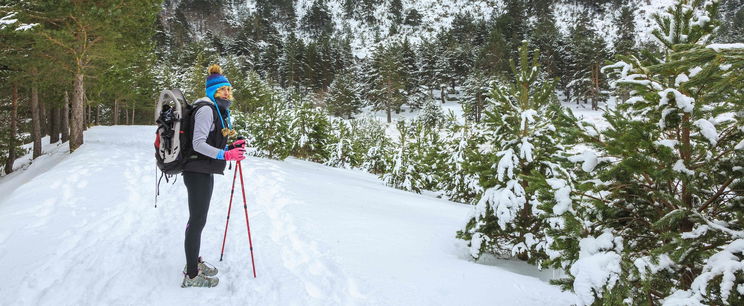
[228,139,246,150]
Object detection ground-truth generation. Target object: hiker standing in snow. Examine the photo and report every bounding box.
[181,64,246,288]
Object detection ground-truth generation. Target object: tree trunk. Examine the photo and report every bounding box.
[386,107,392,123]
[113,98,119,125]
[475,93,483,123]
[70,73,85,152]
[124,101,129,125]
[131,105,135,125]
[85,103,90,130]
[50,105,60,144]
[5,84,19,174]
[591,63,600,110]
[62,91,70,143]
[96,104,101,125]
[31,83,42,158]
[440,85,446,104]
[39,95,47,137]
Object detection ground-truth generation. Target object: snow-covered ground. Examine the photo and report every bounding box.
[0,126,575,305]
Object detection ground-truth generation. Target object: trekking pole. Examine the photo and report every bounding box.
[219,161,239,261]
[237,160,257,278]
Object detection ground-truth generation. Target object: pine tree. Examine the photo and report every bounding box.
[554,1,744,304]
[352,116,390,174]
[325,72,362,119]
[368,44,406,123]
[290,101,331,162]
[325,118,356,168]
[242,93,293,160]
[457,42,570,264]
[461,72,492,123]
[382,120,426,193]
[419,99,445,129]
[565,12,610,110]
[438,124,484,204]
[239,70,274,114]
[615,6,636,56]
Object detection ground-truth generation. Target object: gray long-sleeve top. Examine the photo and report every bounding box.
[191,98,222,159]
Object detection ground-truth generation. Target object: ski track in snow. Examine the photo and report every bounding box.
[0,126,575,306]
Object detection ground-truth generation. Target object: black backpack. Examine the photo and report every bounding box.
[153,89,210,206]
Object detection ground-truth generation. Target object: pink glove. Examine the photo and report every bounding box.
[228,139,246,150]
[224,147,246,161]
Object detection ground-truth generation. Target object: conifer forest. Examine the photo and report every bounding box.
[1,0,744,304]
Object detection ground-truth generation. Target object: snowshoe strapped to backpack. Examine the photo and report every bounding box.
[154,89,192,175]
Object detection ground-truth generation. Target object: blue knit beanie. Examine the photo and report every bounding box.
[205,64,232,102]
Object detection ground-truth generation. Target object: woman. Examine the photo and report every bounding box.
[181,64,246,288]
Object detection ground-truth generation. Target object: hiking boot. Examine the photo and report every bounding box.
[183,257,218,277]
[181,271,219,288]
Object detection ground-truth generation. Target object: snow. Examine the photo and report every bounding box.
[688,66,703,77]
[658,88,694,113]
[15,23,37,31]
[0,126,575,305]
[693,119,718,146]
[568,150,599,173]
[519,138,534,163]
[706,43,744,51]
[570,231,623,306]
[654,139,678,149]
[674,73,689,87]
[673,159,695,175]
[546,179,571,215]
[689,239,744,302]
[634,254,675,277]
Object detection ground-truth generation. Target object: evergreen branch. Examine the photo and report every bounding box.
[697,177,735,212]
[39,31,76,55]
[692,211,744,238]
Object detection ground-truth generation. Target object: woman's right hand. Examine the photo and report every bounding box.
[224,147,246,161]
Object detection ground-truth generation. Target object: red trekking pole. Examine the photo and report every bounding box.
[219,157,257,278]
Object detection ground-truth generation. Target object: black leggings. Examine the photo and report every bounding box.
[183,171,214,278]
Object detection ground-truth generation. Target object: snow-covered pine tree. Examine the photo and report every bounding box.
[438,123,483,204]
[457,41,569,264]
[419,98,445,129]
[325,118,356,169]
[461,72,492,123]
[382,120,425,193]
[558,1,744,304]
[565,12,609,110]
[359,122,391,175]
[244,94,293,160]
[409,118,447,191]
[290,101,331,162]
[349,116,389,173]
[325,72,362,119]
[237,70,273,114]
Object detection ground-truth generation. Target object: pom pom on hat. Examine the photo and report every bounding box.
[208,64,223,75]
